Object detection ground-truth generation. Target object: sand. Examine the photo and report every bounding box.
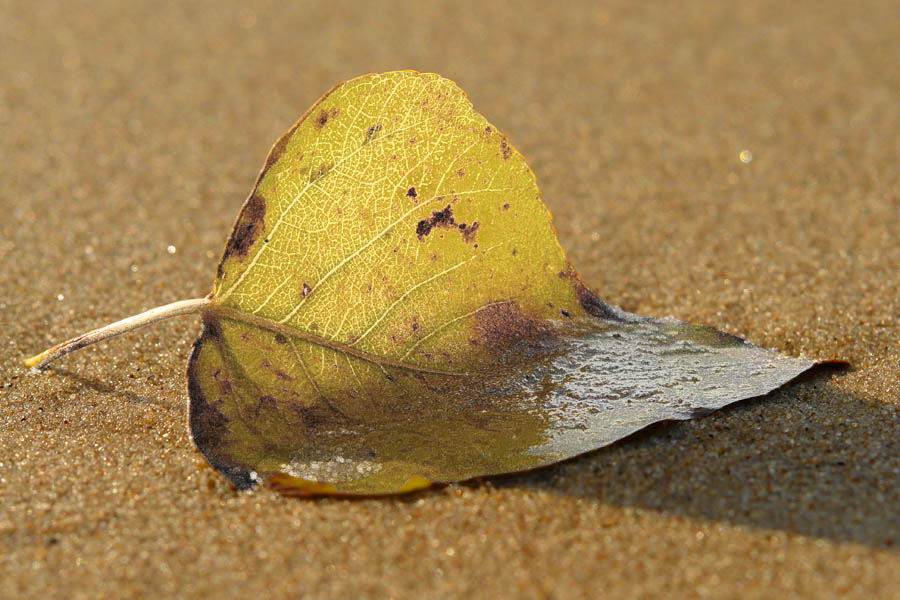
[2,0,898,597]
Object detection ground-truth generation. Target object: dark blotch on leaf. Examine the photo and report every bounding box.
[289,402,347,432]
[204,315,224,340]
[460,221,480,243]
[310,163,332,182]
[215,372,232,396]
[263,129,295,173]
[568,276,623,321]
[416,205,455,240]
[315,107,339,129]
[186,321,241,484]
[474,301,553,352]
[301,282,312,299]
[365,123,383,142]
[500,139,512,160]
[406,187,417,199]
[255,395,278,417]
[274,332,288,345]
[221,195,266,266]
[556,267,623,321]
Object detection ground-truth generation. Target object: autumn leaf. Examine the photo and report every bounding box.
[25,71,821,496]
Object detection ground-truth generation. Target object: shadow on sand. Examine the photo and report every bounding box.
[492,366,900,549]
[50,368,161,406]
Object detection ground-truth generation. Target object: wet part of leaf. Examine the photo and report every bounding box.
[185,71,818,496]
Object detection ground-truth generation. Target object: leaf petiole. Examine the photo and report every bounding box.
[24,297,211,371]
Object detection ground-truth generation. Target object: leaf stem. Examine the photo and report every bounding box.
[24,297,211,371]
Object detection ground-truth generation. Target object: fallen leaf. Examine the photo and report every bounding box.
[26,71,823,496]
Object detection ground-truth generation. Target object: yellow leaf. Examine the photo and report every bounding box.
[185,72,816,495]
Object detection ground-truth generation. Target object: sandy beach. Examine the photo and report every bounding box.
[2,1,898,597]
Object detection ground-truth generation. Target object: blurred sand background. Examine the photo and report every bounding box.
[1,0,898,597]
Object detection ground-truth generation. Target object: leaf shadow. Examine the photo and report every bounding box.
[50,368,159,405]
[488,365,900,549]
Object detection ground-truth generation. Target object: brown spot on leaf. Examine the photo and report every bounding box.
[213,370,232,396]
[365,123,382,142]
[187,381,229,456]
[274,370,293,381]
[559,267,624,321]
[187,317,263,490]
[221,194,266,264]
[289,403,330,432]
[315,107,340,129]
[301,282,312,298]
[474,301,554,354]
[274,333,288,345]
[576,285,623,321]
[264,130,293,172]
[310,162,332,182]
[406,186,417,200]
[254,395,277,417]
[203,314,223,340]
[502,203,510,210]
[460,221,480,243]
[186,321,247,484]
[456,168,465,178]
[500,139,512,160]
[416,205,455,240]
